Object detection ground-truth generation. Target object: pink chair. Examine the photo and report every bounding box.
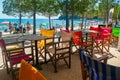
[93,27,112,54]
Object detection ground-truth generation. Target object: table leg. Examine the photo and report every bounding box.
[34,40,42,70]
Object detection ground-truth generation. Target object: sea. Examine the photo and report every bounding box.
[0,18,102,32]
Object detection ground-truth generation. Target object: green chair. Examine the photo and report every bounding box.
[111,28,120,44]
[112,28,120,37]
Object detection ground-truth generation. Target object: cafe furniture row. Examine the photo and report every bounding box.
[0,26,119,79]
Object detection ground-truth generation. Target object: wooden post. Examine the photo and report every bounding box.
[118,36,120,51]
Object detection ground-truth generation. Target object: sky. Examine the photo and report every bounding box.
[0,0,59,19]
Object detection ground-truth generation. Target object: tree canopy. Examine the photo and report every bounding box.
[2,0,120,28]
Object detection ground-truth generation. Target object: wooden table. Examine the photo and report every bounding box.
[23,34,47,70]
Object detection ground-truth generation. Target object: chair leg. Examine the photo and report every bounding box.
[5,59,9,74]
[47,52,58,72]
[11,65,15,80]
[54,56,57,73]
[69,53,71,68]
[81,62,88,80]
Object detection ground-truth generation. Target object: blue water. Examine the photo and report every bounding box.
[0,18,92,32]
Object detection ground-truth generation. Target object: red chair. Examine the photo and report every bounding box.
[89,26,99,38]
[0,39,34,80]
[72,30,93,56]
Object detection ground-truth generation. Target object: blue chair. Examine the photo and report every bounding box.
[79,49,120,80]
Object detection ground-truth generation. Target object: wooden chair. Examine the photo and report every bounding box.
[89,26,99,39]
[111,28,120,46]
[72,30,93,56]
[79,49,120,80]
[38,29,55,61]
[19,59,46,80]
[93,27,112,55]
[44,37,72,72]
[1,37,21,68]
[0,39,34,80]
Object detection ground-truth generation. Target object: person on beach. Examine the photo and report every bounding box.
[79,23,83,29]
[27,21,32,32]
[9,22,12,34]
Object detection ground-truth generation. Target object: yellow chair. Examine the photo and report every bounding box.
[38,29,56,60]
[19,60,47,80]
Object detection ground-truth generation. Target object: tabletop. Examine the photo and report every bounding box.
[23,34,47,41]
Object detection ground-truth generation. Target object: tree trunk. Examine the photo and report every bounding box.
[19,11,22,25]
[81,13,84,29]
[49,14,51,29]
[66,0,69,30]
[71,13,74,31]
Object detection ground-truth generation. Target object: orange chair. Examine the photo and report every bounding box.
[19,60,46,80]
[72,30,93,56]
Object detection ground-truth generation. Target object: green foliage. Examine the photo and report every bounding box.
[2,0,120,23]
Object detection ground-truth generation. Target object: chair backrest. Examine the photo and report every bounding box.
[38,29,56,48]
[19,59,47,80]
[99,27,112,34]
[40,29,55,37]
[112,28,120,37]
[73,31,82,46]
[79,49,120,80]
[60,29,73,41]
[99,27,112,40]
[90,26,99,31]
[89,26,99,38]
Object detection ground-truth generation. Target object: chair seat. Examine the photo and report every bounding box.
[48,48,69,55]
[10,52,32,65]
[95,37,109,42]
[94,37,102,42]
[75,41,92,47]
